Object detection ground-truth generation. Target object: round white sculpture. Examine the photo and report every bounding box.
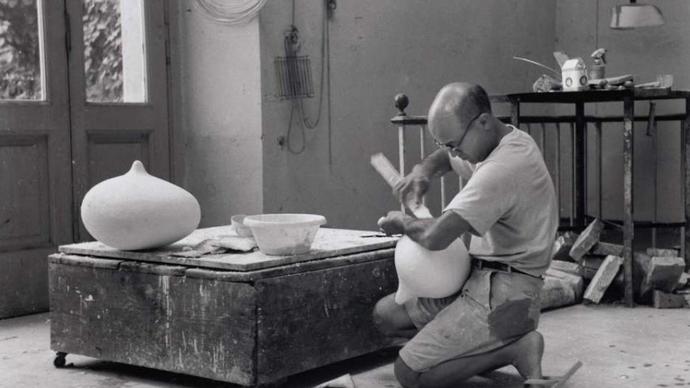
[80,160,201,250]
[394,235,472,305]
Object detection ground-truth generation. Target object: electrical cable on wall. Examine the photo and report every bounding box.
[195,0,269,25]
[281,0,333,158]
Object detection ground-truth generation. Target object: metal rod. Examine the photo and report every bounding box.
[441,176,446,209]
[570,123,580,225]
[684,98,690,269]
[420,126,426,207]
[596,121,603,218]
[575,102,586,226]
[652,104,658,249]
[540,122,546,153]
[398,125,406,213]
[556,123,562,223]
[623,96,635,307]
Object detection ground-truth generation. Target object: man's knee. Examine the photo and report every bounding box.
[394,357,422,388]
[372,295,397,335]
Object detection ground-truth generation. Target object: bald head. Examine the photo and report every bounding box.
[428,82,492,143]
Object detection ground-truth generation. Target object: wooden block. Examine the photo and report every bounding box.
[592,241,624,257]
[642,256,686,294]
[646,247,680,257]
[569,219,604,262]
[652,290,688,309]
[548,260,584,277]
[541,272,583,310]
[583,255,623,304]
[679,272,689,288]
[552,232,578,261]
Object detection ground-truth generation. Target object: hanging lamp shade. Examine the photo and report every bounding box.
[610,1,664,29]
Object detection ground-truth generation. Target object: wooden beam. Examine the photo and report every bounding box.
[584,255,623,304]
[592,241,624,257]
[569,219,604,262]
[652,290,688,309]
[641,256,686,294]
[549,260,584,277]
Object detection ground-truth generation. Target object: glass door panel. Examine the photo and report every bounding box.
[0,0,45,101]
[81,0,147,103]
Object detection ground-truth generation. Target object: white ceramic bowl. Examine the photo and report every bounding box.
[243,213,326,256]
[231,214,253,238]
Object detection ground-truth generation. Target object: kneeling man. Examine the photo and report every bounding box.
[375,82,558,388]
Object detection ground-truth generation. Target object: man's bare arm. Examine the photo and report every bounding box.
[380,210,473,251]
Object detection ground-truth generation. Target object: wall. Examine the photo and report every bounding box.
[556,0,690,223]
[170,1,263,227]
[259,0,557,230]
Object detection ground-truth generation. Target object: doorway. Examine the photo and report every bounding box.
[0,0,171,318]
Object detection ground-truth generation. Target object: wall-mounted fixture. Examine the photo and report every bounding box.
[610,0,664,29]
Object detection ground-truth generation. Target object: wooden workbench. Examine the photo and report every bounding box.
[49,226,399,386]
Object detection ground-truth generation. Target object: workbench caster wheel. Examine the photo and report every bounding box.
[53,352,67,368]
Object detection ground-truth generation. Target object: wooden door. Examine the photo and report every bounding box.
[0,0,72,317]
[65,0,170,241]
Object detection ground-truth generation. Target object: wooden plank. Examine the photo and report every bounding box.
[583,255,623,304]
[592,241,624,257]
[652,290,688,309]
[548,260,583,277]
[646,248,680,257]
[184,248,395,282]
[569,219,604,262]
[552,232,577,261]
[49,262,257,386]
[59,226,399,272]
[255,258,397,384]
[49,253,122,269]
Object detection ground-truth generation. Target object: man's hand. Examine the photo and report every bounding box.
[394,164,431,210]
[377,211,409,235]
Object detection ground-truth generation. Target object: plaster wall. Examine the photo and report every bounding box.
[556,0,690,224]
[170,2,263,227]
[259,0,557,230]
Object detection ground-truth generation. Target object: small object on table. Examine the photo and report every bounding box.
[214,235,257,252]
[231,214,254,237]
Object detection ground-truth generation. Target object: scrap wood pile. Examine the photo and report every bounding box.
[541,218,690,310]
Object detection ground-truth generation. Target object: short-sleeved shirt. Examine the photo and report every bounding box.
[444,125,558,277]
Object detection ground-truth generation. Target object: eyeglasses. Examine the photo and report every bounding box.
[433,112,481,152]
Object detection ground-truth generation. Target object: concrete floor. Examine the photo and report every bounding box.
[1,304,689,388]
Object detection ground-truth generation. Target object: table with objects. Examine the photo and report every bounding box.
[48,226,399,386]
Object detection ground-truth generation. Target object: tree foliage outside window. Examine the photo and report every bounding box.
[0,0,41,100]
[0,0,123,101]
[82,0,123,102]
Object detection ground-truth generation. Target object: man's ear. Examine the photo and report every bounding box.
[477,112,490,130]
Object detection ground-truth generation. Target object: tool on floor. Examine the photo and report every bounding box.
[524,360,583,387]
[315,373,355,388]
[370,153,432,218]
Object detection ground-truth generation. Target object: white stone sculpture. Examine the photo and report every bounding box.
[394,235,471,305]
[81,160,201,250]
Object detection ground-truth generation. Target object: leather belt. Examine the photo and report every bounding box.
[473,259,540,279]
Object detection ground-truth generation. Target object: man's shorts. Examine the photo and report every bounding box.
[399,268,544,372]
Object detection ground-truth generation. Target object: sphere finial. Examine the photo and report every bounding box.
[394,93,409,116]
